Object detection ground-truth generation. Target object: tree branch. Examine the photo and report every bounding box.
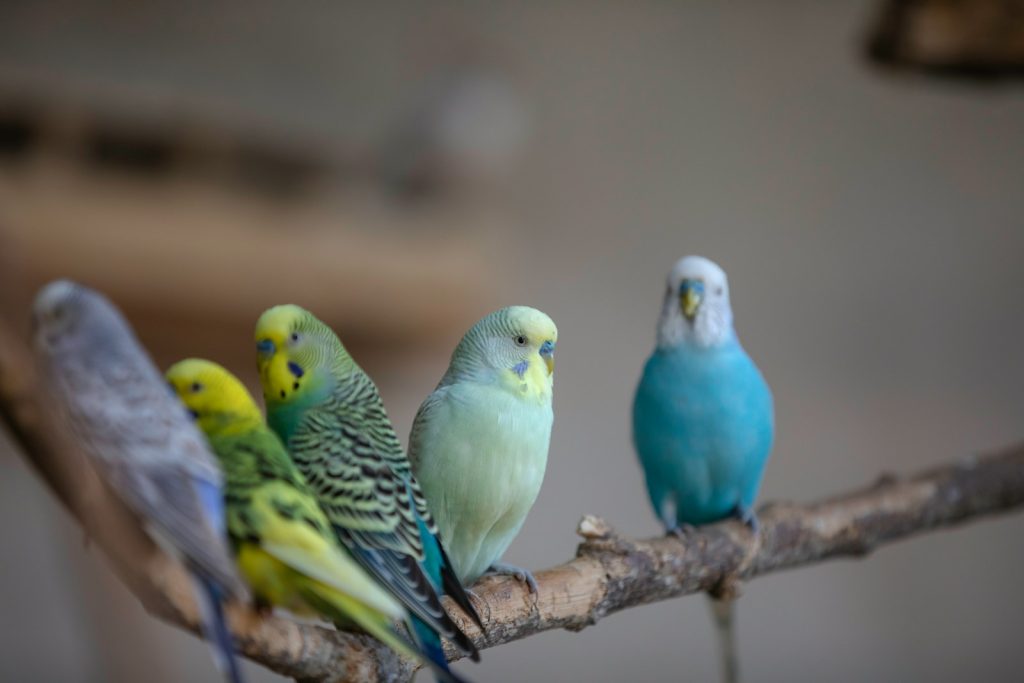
[3,320,1023,681]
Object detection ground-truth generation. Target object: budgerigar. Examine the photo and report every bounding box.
[32,281,246,683]
[408,306,556,591]
[632,256,774,683]
[166,359,469,682]
[254,305,482,679]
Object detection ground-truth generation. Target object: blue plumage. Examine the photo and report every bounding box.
[632,255,773,683]
[634,335,773,527]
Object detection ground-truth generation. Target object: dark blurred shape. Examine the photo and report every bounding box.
[85,124,178,176]
[230,142,331,200]
[0,106,39,162]
[867,0,1024,79]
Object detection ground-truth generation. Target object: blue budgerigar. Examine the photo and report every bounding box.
[632,255,774,683]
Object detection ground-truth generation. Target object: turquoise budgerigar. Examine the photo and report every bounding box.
[632,255,774,683]
[408,306,556,592]
[254,305,482,680]
[32,281,247,683]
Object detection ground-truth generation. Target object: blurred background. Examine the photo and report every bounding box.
[2,2,1024,682]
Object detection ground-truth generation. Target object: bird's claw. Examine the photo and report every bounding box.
[666,523,697,540]
[488,562,539,595]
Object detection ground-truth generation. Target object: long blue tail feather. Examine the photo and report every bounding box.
[195,577,245,683]
[410,616,473,683]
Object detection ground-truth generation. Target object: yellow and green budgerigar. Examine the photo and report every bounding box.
[165,359,470,682]
[254,306,483,679]
[408,306,557,592]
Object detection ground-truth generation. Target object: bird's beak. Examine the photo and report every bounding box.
[539,340,555,375]
[679,280,703,321]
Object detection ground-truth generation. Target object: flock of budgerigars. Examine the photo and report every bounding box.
[31,254,773,683]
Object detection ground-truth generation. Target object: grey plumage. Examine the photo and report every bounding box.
[32,281,244,599]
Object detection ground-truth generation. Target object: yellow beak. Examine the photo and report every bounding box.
[681,288,702,320]
[544,355,554,375]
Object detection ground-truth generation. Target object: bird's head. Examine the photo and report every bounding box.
[32,280,134,357]
[254,304,345,408]
[451,306,558,398]
[657,255,734,349]
[166,359,262,437]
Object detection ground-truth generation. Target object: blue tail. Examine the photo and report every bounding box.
[411,616,470,683]
[195,578,245,683]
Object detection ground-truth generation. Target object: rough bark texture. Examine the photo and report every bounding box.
[2,321,1023,682]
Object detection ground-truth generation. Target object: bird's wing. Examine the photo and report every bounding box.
[54,358,242,595]
[289,406,480,657]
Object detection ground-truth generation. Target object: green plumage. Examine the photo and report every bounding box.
[255,306,482,671]
[409,306,556,585]
[165,359,429,672]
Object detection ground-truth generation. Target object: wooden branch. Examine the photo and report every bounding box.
[3,318,1024,681]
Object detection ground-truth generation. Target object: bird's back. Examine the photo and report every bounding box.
[44,343,240,593]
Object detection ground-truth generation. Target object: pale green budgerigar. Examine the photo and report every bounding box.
[409,306,557,591]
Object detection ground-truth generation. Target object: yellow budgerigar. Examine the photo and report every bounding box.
[166,359,471,682]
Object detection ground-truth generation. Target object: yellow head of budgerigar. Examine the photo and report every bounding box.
[166,359,263,436]
[494,306,558,400]
[254,304,334,407]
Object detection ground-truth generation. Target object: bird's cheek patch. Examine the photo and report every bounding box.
[265,355,297,401]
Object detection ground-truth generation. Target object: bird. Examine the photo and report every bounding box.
[408,306,556,592]
[254,305,483,680]
[165,359,470,682]
[632,256,774,683]
[32,281,246,683]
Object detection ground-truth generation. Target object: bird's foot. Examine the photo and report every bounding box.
[666,523,697,541]
[487,562,539,595]
[252,598,274,618]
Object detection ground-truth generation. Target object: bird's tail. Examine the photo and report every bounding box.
[410,615,474,683]
[193,577,245,683]
[300,581,473,683]
[708,596,739,683]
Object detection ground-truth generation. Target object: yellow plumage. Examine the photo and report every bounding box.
[165,359,419,664]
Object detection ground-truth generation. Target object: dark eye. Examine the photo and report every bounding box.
[514,335,528,346]
[190,382,203,393]
[290,332,300,343]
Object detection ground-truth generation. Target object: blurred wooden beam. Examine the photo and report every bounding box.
[867,0,1024,78]
[0,162,495,358]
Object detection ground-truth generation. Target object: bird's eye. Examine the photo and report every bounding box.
[190,382,203,393]
[290,333,300,343]
[715,287,724,296]
[514,335,528,346]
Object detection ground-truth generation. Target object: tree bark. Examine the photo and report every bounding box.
[2,321,1023,682]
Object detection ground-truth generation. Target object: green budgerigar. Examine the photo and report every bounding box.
[254,306,482,680]
[166,359,467,681]
[408,307,557,592]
